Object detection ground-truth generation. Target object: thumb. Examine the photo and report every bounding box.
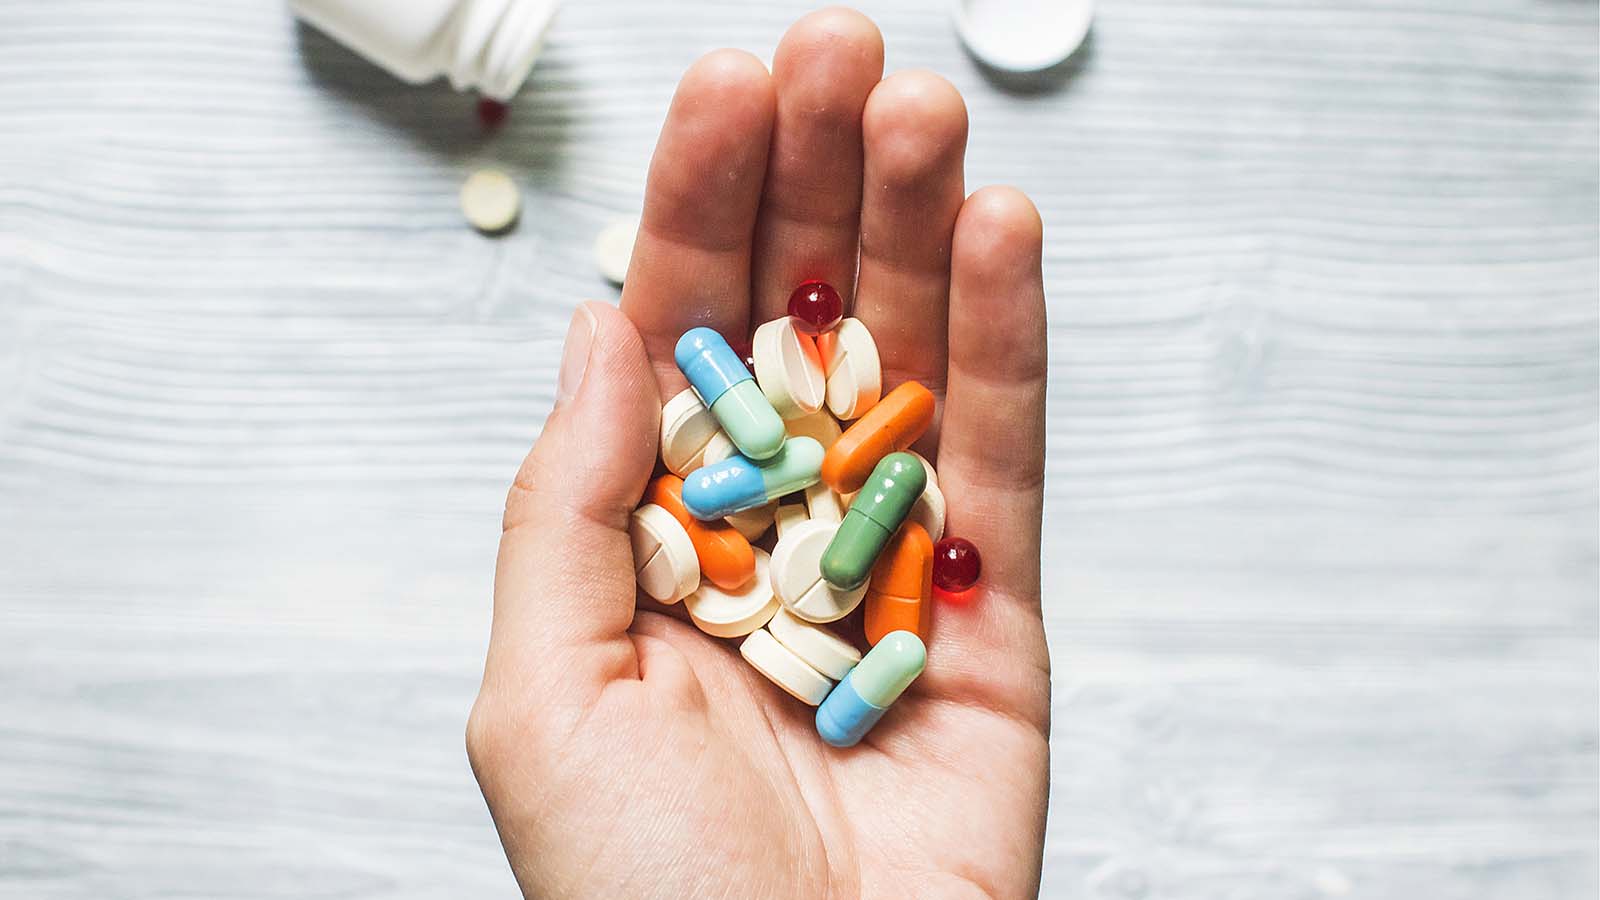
[486,301,660,701]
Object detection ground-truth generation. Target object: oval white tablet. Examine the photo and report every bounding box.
[753,317,827,419]
[769,519,869,623]
[629,504,699,603]
[952,0,1093,74]
[785,410,842,451]
[909,479,946,542]
[804,481,842,525]
[660,388,720,476]
[767,608,861,680]
[725,500,776,542]
[460,169,521,234]
[685,549,778,638]
[593,215,639,285]
[773,502,809,540]
[740,628,832,705]
[816,317,882,420]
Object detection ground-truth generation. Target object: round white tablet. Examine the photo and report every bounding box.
[725,500,776,542]
[685,549,778,638]
[660,388,719,476]
[740,628,833,705]
[785,410,842,451]
[593,215,639,285]
[460,168,521,234]
[769,519,869,623]
[952,0,1093,74]
[804,481,843,525]
[816,317,882,420]
[629,504,699,603]
[753,317,827,419]
[768,608,861,680]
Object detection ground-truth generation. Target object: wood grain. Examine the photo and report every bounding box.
[0,0,1595,897]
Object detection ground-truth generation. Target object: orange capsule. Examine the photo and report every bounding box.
[820,381,935,494]
[864,521,933,645]
[645,475,755,590]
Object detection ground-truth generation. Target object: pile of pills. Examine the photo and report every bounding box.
[629,282,981,748]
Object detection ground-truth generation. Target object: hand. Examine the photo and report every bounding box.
[468,9,1050,898]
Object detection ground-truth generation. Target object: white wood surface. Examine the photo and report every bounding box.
[1,0,1596,897]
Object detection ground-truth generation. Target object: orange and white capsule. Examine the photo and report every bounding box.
[645,474,756,591]
[863,521,933,645]
[820,381,936,494]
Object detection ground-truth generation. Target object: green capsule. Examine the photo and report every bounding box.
[820,452,926,590]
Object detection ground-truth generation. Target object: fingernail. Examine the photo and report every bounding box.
[556,304,596,404]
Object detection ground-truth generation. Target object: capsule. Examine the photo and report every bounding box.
[675,327,786,461]
[819,452,926,590]
[864,522,933,645]
[820,380,935,494]
[815,630,925,748]
[644,474,756,591]
[682,436,824,520]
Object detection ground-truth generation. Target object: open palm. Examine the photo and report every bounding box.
[468,9,1051,898]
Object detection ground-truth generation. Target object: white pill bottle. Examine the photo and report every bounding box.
[289,0,560,100]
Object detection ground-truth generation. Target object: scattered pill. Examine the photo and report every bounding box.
[770,518,870,623]
[815,317,882,420]
[593,215,639,285]
[821,380,936,494]
[644,474,756,591]
[741,627,833,705]
[933,536,982,593]
[676,327,787,462]
[682,436,824,520]
[952,0,1093,75]
[629,503,699,603]
[815,630,926,747]
[476,97,509,130]
[753,316,827,420]
[659,388,721,477]
[821,452,927,591]
[864,522,933,645]
[786,279,845,335]
[685,549,779,638]
[459,168,520,234]
[768,608,861,680]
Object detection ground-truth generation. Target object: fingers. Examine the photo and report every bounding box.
[749,7,883,322]
[853,71,968,402]
[622,50,775,389]
[485,303,661,707]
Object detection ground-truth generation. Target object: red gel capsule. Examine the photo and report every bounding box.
[477,98,509,130]
[933,537,981,593]
[786,280,844,335]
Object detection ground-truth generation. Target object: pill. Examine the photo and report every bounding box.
[786,280,845,336]
[675,327,786,461]
[660,388,721,476]
[699,431,773,537]
[629,503,699,603]
[933,536,982,593]
[821,452,927,591]
[459,168,520,234]
[904,451,946,541]
[815,630,926,748]
[685,548,779,638]
[864,522,933,645]
[815,317,882,419]
[770,518,870,623]
[821,380,936,494]
[768,608,861,680]
[682,436,824,520]
[752,316,827,419]
[786,409,843,451]
[953,0,1094,75]
[804,481,843,525]
[774,501,809,539]
[740,628,833,705]
[593,215,639,285]
[644,474,756,591]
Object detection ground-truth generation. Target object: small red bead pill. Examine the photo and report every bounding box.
[476,98,509,130]
[786,280,844,335]
[932,537,981,593]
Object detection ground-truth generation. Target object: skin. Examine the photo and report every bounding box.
[468,9,1051,899]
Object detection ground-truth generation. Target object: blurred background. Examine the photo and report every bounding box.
[0,1,1595,897]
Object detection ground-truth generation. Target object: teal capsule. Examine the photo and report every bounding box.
[675,327,786,461]
[682,436,824,520]
[815,630,926,747]
[819,452,926,590]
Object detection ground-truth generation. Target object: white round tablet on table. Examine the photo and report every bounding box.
[816,318,882,420]
[952,0,1093,74]
[660,388,719,476]
[753,317,827,419]
[767,608,861,680]
[740,628,833,705]
[685,549,779,638]
[460,168,521,234]
[629,503,699,603]
[785,410,842,451]
[769,519,869,623]
[593,215,639,285]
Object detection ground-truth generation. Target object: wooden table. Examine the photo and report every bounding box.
[1,1,1595,896]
